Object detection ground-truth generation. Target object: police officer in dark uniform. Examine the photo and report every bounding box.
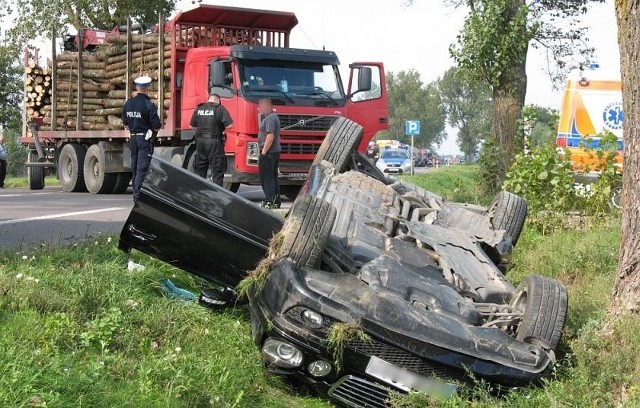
[122,76,162,202]
[190,93,233,185]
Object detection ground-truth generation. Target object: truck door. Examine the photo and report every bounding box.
[346,63,389,151]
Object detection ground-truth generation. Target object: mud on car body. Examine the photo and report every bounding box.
[120,118,568,408]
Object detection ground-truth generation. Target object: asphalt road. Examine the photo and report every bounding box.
[0,184,289,251]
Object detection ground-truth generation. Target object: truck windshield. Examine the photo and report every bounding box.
[238,59,345,106]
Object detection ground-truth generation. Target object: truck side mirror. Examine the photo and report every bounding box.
[358,67,372,93]
[210,60,226,88]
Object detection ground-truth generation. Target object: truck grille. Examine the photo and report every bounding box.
[280,143,320,155]
[347,338,467,382]
[278,115,339,132]
[328,375,391,408]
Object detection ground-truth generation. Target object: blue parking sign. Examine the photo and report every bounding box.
[405,120,420,136]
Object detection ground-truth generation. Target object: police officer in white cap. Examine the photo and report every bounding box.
[122,75,162,202]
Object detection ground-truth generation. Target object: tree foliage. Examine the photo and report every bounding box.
[434,0,604,190]
[0,45,22,129]
[522,104,559,147]
[0,0,176,46]
[382,70,447,148]
[438,67,492,161]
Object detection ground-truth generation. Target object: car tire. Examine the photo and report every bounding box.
[313,117,363,173]
[278,196,336,269]
[27,151,45,190]
[84,144,118,194]
[489,191,527,245]
[111,172,131,194]
[58,143,87,192]
[512,275,568,351]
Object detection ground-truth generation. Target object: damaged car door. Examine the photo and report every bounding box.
[119,157,283,287]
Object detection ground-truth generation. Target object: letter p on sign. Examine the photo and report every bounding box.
[405,120,420,136]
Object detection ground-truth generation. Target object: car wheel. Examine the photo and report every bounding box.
[489,191,527,245]
[313,117,364,173]
[27,150,45,190]
[278,196,336,268]
[58,143,87,192]
[512,275,568,351]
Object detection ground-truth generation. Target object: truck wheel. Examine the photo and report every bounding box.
[58,143,87,192]
[27,151,45,190]
[223,182,240,193]
[280,185,301,201]
[489,191,527,245]
[313,117,364,173]
[278,196,336,269]
[84,144,118,194]
[111,173,131,194]
[512,275,568,351]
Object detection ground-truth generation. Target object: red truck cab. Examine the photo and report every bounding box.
[170,5,389,193]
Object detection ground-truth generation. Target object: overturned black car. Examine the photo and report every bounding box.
[120,118,568,408]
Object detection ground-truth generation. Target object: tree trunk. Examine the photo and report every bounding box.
[611,0,640,315]
[490,55,527,187]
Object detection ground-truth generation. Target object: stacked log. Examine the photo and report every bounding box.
[36,32,176,131]
[24,62,51,119]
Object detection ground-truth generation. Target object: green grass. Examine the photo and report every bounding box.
[4,175,60,188]
[404,165,489,205]
[0,238,331,408]
[2,165,637,407]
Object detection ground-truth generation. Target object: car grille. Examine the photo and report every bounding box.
[347,338,467,382]
[328,375,391,408]
[280,143,320,155]
[387,163,401,167]
[279,114,339,132]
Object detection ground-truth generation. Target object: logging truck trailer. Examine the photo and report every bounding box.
[20,4,389,195]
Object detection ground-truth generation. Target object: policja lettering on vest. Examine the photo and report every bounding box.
[189,93,234,186]
[122,75,162,202]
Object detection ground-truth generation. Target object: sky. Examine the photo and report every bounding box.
[22,0,622,155]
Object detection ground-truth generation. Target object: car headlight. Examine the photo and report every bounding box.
[247,142,259,165]
[403,160,412,167]
[301,309,324,329]
[262,338,303,368]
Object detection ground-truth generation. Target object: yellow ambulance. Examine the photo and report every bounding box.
[556,64,624,172]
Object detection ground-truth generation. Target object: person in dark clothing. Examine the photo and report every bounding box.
[122,76,162,202]
[189,93,233,185]
[0,135,7,188]
[257,98,281,208]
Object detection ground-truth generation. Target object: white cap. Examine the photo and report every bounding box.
[134,76,152,87]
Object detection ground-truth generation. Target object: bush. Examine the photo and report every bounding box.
[503,142,576,231]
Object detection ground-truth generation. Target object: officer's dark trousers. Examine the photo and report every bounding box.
[0,159,6,188]
[130,135,153,202]
[194,137,225,186]
[259,151,280,203]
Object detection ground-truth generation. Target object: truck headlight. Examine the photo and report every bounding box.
[262,338,303,368]
[247,142,259,165]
